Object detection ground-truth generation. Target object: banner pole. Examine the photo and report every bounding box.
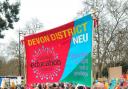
[91,9,98,88]
[23,42,27,86]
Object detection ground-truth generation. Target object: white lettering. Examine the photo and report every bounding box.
[72,33,88,45]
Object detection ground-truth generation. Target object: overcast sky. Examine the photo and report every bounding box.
[0,0,84,44]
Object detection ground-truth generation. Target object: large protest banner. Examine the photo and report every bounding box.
[24,14,93,87]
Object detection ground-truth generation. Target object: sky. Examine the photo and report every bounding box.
[0,0,84,44]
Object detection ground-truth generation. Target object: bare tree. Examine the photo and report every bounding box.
[0,56,6,75]
[22,18,43,34]
[82,0,128,78]
[0,56,23,76]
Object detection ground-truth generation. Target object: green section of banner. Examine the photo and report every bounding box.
[61,53,92,87]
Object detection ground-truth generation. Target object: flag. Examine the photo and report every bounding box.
[20,39,24,45]
[94,18,98,28]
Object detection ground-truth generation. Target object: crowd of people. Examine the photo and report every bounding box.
[28,83,90,89]
[92,78,128,89]
[26,78,128,89]
[0,78,128,89]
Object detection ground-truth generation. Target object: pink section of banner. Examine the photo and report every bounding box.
[24,21,74,85]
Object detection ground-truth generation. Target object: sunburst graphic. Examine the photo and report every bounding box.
[31,45,61,81]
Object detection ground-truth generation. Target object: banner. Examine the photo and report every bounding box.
[24,14,93,87]
[109,66,122,80]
